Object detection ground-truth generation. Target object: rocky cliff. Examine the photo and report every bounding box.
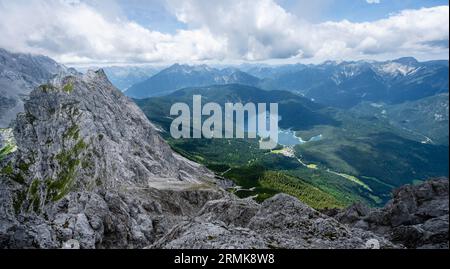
[330,178,449,249]
[0,48,74,128]
[0,70,223,248]
[0,70,447,249]
[151,194,396,249]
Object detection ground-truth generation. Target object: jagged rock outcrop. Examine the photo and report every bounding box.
[152,194,396,249]
[0,70,224,248]
[332,178,449,249]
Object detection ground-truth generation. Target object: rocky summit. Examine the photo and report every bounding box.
[331,178,449,249]
[0,70,222,248]
[0,71,447,249]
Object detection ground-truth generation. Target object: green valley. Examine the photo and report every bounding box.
[136,84,449,209]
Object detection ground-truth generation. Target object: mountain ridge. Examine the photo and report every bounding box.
[123,57,448,109]
[125,64,261,98]
[259,58,449,108]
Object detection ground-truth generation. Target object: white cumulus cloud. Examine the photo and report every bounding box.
[0,0,227,65]
[0,0,447,65]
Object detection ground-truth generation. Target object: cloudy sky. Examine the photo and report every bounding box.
[0,0,448,66]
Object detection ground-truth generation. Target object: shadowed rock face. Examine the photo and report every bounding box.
[332,178,449,249]
[151,194,397,249]
[0,69,445,249]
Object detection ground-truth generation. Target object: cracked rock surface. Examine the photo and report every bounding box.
[331,178,449,249]
[0,70,222,248]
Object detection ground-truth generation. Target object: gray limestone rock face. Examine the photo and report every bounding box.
[0,69,223,248]
[335,178,449,249]
[197,197,260,227]
[153,194,398,249]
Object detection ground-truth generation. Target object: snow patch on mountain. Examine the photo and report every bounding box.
[377,62,419,77]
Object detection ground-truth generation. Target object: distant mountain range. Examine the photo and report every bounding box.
[120,57,448,150]
[239,63,306,79]
[101,66,162,91]
[136,84,338,131]
[124,58,448,111]
[260,57,449,108]
[125,64,261,98]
